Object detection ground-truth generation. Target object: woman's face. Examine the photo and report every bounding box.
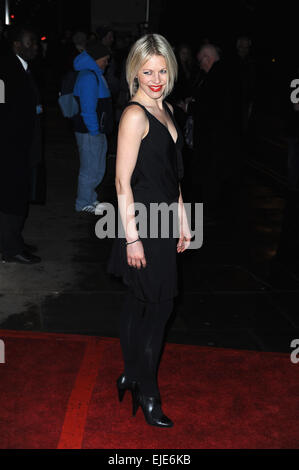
[136,54,168,100]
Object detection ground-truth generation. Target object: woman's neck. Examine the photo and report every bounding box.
[132,89,164,111]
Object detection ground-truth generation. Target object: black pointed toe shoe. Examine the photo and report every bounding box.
[135,387,174,428]
[116,373,138,416]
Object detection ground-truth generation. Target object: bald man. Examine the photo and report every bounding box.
[197,44,220,73]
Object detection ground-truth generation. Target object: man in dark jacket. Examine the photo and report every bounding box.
[0,27,41,264]
[192,44,241,223]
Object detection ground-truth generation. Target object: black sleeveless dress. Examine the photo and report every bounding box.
[107,101,184,303]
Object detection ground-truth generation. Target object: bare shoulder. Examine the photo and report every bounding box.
[164,101,174,114]
[121,104,147,127]
[119,104,148,139]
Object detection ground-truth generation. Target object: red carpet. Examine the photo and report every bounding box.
[0,329,298,449]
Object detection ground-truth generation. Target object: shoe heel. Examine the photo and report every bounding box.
[117,385,126,402]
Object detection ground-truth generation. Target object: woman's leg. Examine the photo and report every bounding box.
[137,299,174,397]
[119,290,145,382]
[119,291,173,397]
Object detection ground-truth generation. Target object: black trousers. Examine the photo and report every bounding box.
[0,211,26,257]
[119,290,173,397]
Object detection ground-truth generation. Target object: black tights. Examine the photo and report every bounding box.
[119,290,173,397]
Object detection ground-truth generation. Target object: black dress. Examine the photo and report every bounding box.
[107,100,184,303]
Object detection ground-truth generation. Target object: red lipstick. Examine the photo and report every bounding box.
[149,86,162,92]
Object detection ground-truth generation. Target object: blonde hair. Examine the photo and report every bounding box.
[126,33,178,98]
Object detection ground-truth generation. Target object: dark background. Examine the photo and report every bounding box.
[3,0,91,35]
[2,0,297,129]
[3,0,299,87]
[4,0,299,59]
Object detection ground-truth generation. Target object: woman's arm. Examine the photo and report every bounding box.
[115,105,148,269]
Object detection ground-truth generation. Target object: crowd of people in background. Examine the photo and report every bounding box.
[0,22,258,141]
[1,21,298,272]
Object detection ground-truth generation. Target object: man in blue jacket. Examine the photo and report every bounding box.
[73,41,112,214]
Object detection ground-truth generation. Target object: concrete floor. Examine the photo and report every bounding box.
[0,105,299,353]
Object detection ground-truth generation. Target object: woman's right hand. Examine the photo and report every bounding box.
[127,240,147,269]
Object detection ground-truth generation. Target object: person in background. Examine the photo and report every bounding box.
[168,43,199,202]
[0,26,42,264]
[96,24,120,101]
[192,44,241,226]
[72,40,113,214]
[96,25,114,49]
[88,31,98,43]
[58,29,76,75]
[72,31,87,54]
[174,43,198,106]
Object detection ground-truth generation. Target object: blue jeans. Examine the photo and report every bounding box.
[75,132,107,211]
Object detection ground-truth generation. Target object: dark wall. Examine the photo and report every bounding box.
[158,0,299,59]
[6,0,91,34]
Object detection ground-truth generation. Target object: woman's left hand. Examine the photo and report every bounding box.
[177,187,191,253]
[177,227,192,253]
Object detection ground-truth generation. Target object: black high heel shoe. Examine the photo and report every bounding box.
[116,373,138,416]
[134,384,174,428]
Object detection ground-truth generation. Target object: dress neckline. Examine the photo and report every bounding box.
[129,101,178,145]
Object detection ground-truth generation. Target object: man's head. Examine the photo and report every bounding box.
[72,31,87,53]
[85,40,110,71]
[9,27,38,62]
[96,25,114,48]
[197,44,220,73]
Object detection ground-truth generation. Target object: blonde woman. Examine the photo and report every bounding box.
[108,34,191,427]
